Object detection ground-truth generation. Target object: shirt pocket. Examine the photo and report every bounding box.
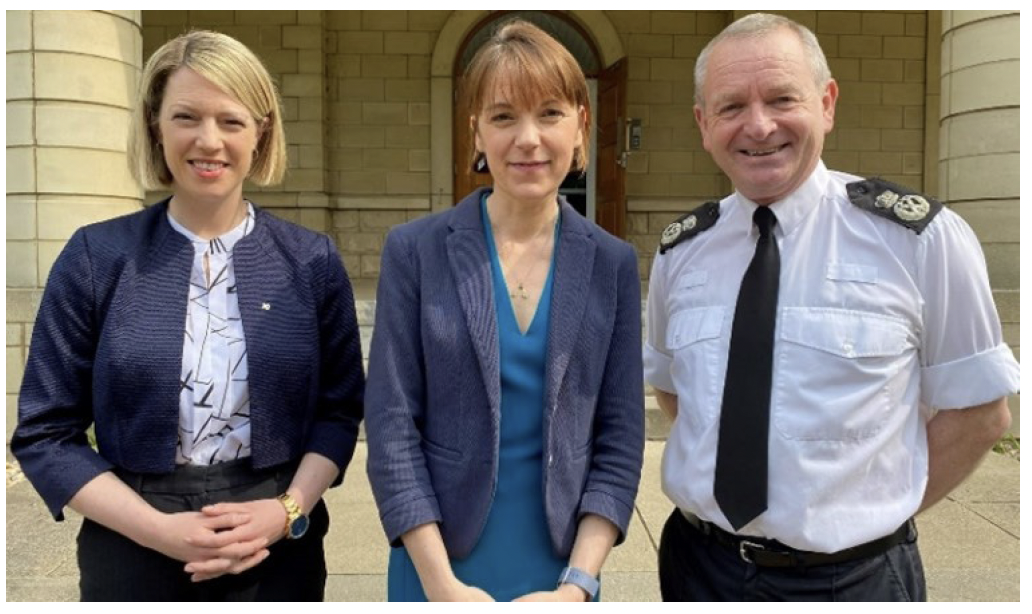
[666,306,726,431]
[773,308,914,442]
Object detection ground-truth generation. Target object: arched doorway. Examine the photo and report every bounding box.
[448,11,628,238]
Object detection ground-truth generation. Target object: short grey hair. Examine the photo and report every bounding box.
[694,13,832,107]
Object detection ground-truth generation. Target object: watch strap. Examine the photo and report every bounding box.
[278,492,303,538]
[557,566,599,600]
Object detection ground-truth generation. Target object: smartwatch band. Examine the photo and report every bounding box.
[557,566,599,600]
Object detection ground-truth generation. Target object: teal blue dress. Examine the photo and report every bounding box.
[386,194,566,601]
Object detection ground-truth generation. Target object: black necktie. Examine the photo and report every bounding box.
[714,206,780,531]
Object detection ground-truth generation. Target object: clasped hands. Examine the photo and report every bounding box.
[429,578,587,602]
[149,498,287,582]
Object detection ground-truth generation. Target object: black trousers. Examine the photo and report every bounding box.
[658,509,926,601]
[77,459,329,601]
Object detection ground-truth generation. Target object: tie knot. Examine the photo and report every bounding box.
[753,206,777,237]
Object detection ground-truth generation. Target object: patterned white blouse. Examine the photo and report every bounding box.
[168,205,255,465]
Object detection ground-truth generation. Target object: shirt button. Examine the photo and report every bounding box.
[842,342,854,356]
[548,454,554,466]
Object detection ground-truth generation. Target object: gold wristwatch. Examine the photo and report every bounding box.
[278,492,309,540]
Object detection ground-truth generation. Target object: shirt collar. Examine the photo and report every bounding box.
[167,202,256,252]
[730,160,828,238]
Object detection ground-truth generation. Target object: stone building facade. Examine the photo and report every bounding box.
[6,10,1020,440]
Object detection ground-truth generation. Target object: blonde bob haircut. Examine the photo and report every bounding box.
[128,30,287,189]
[461,19,591,172]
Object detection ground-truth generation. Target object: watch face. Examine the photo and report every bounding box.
[289,515,309,539]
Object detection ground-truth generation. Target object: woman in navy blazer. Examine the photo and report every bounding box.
[11,31,364,600]
[366,21,644,602]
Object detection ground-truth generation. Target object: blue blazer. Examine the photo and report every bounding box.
[12,200,365,520]
[365,188,645,559]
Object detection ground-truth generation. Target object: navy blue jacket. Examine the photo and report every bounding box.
[365,188,645,559]
[12,200,365,520]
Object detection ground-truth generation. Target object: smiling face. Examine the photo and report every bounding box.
[157,67,263,208]
[694,27,838,205]
[474,80,585,207]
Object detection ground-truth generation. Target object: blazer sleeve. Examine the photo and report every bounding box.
[305,235,366,477]
[11,229,114,520]
[365,228,443,546]
[578,243,645,543]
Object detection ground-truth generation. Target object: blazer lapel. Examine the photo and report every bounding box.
[543,202,596,417]
[446,189,501,420]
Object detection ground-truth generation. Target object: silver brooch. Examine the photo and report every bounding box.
[875,190,900,209]
[661,221,682,246]
[894,194,930,222]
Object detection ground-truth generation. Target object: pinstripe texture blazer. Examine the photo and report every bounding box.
[365,188,645,559]
[12,199,365,520]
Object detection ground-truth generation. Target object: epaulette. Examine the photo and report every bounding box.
[659,201,720,254]
[846,177,943,234]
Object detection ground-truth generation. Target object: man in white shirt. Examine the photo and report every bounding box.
[644,13,1020,601]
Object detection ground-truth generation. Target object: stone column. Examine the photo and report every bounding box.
[6,11,144,442]
[940,10,1020,431]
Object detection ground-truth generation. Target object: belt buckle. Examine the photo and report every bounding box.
[739,539,765,564]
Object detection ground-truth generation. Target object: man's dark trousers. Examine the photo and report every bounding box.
[658,510,927,601]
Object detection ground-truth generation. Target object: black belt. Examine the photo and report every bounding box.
[680,510,912,568]
[115,458,298,495]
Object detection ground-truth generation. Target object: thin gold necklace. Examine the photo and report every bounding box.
[499,213,558,301]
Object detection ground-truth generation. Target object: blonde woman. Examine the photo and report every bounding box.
[12,31,364,601]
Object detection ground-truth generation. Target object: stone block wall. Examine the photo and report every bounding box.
[324,11,450,278]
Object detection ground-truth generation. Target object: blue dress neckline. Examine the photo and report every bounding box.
[480,193,561,336]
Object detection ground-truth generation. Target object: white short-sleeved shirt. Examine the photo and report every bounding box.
[169,205,255,465]
[644,161,1019,553]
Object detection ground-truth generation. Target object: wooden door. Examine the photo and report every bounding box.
[595,57,627,238]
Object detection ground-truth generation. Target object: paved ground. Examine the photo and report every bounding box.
[6,442,1019,601]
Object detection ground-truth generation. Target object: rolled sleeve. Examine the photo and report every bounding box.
[379,491,443,548]
[579,490,635,541]
[916,212,1020,411]
[921,343,1020,410]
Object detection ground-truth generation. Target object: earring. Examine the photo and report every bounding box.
[473,151,489,174]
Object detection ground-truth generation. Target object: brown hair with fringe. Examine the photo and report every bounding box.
[460,19,591,173]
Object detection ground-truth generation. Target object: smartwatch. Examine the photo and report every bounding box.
[278,492,309,540]
[557,566,599,600]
